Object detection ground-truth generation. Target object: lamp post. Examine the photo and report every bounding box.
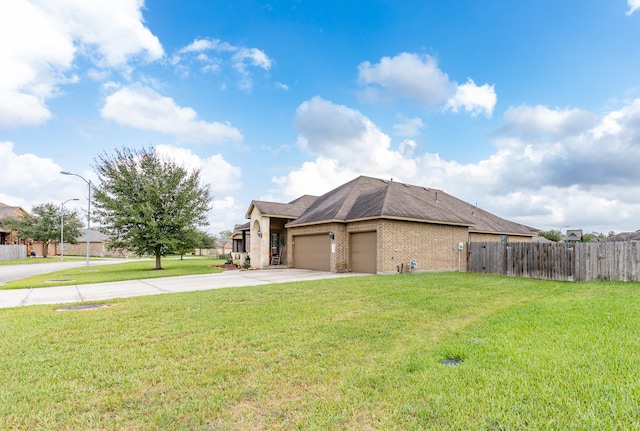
[60,198,79,260]
[60,171,91,266]
[559,225,569,243]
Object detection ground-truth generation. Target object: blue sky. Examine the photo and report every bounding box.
[2,0,640,235]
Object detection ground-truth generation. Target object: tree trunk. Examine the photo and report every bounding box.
[154,245,163,270]
[42,242,49,258]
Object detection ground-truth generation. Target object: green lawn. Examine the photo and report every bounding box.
[1,272,639,430]
[1,257,226,289]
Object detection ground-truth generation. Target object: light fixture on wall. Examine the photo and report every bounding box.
[329,232,334,240]
[257,229,262,238]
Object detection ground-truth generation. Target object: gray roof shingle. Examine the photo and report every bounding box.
[287,176,536,236]
[246,195,317,219]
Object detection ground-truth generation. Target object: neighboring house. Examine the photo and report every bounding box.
[215,238,233,256]
[564,229,583,243]
[0,202,30,246]
[64,229,110,257]
[604,230,640,242]
[533,235,555,243]
[231,222,250,259]
[245,176,537,274]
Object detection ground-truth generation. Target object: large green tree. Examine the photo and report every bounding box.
[92,146,213,270]
[3,203,83,258]
[537,229,563,242]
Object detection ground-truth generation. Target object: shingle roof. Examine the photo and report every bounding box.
[245,195,317,219]
[233,222,250,232]
[287,176,536,236]
[0,202,28,221]
[604,231,640,242]
[0,202,30,233]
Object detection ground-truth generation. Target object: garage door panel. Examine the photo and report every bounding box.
[350,231,376,274]
[294,234,330,271]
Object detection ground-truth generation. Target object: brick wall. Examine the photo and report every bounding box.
[377,220,468,273]
[289,219,471,274]
[469,233,534,243]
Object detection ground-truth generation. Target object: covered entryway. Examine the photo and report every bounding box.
[293,234,330,271]
[350,231,377,273]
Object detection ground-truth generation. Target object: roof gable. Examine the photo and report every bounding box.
[245,195,318,219]
[0,202,30,222]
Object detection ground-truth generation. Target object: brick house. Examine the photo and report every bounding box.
[0,202,30,245]
[244,176,537,274]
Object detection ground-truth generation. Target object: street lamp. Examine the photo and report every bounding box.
[559,225,570,243]
[60,198,79,260]
[60,171,92,266]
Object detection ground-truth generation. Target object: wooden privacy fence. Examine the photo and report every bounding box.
[0,245,27,261]
[468,241,640,282]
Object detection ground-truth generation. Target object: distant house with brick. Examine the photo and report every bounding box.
[0,202,29,245]
[64,229,111,257]
[243,175,537,274]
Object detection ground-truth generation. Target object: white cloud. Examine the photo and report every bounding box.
[293,96,417,176]
[273,97,640,234]
[445,78,496,117]
[0,0,74,127]
[0,0,163,128]
[155,145,241,194]
[178,39,234,54]
[32,0,163,67]
[357,53,454,104]
[0,141,93,215]
[591,98,640,139]
[174,38,272,91]
[627,0,640,15]
[398,139,417,157]
[101,85,243,143]
[155,144,243,232]
[501,104,595,138]
[357,52,497,118]
[393,116,424,137]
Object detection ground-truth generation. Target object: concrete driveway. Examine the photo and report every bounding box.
[0,268,366,309]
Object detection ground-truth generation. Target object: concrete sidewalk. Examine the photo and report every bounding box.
[0,269,366,309]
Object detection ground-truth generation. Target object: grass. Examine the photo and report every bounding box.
[1,256,226,289]
[1,272,640,430]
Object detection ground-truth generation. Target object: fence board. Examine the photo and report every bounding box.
[0,245,27,261]
[468,242,640,282]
